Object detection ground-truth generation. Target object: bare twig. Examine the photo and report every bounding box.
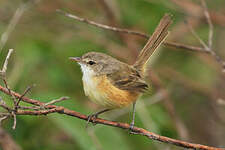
[2,79,17,106]
[15,96,69,111]
[1,49,18,106]
[16,107,64,116]
[0,85,223,150]
[0,113,10,117]
[56,9,148,38]
[0,104,11,112]
[15,85,35,110]
[201,0,213,49]
[185,20,209,51]
[0,116,9,124]
[0,97,11,112]
[0,96,17,129]
[56,9,205,53]
[1,49,14,75]
[43,96,69,106]
[11,111,16,130]
[16,105,43,110]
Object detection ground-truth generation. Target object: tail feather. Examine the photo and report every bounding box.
[133,14,172,75]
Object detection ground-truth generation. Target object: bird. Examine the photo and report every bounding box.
[70,14,172,129]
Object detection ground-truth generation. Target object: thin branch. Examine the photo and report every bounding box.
[11,111,16,130]
[0,101,11,112]
[0,96,18,129]
[15,96,69,111]
[0,85,223,150]
[2,78,17,105]
[15,85,35,110]
[43,96,69,106]
[201,0,213,49]
[185,20,209,51]
[0,116,9,124]
[0,49,20,107]
[56,9,205,53]
[16,107,64,116]
[1,49,14,76]
[0,113,10,117]
[56,9,148,38]
[1,49,15,102]
[16,105,43,110]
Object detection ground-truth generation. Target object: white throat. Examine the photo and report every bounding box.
[80,64,95,78]
[79,64,96,90]
[79,64,99,100]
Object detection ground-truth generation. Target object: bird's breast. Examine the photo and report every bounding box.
[82,73,139,108]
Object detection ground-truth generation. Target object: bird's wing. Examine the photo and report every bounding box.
[106,66,148,93]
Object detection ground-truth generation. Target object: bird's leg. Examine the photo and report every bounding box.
[129,101,137,133]
[86,108,111,128]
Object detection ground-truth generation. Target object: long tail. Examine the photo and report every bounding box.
[133,14,172,75]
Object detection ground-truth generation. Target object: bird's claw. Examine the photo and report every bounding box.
[86,113,98,128]
[129,122,135,134]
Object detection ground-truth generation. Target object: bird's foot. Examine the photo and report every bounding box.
[86,113,98,128]
[129,122,135,134]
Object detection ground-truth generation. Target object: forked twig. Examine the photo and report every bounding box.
[185,0,225,72]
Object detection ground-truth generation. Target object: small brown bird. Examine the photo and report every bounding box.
[70,14,172,129]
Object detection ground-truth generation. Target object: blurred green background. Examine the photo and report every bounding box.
[0,0,225,150]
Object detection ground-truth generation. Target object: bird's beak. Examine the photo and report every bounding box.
[69,57,81,63]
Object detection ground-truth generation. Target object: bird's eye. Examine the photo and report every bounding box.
[87,61,96,65]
